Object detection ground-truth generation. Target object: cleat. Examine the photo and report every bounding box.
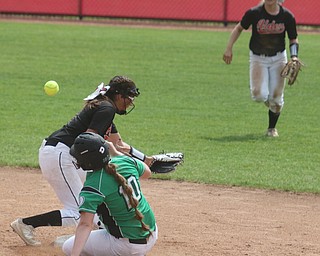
[10,218,41,246]
[52,234,73,247]
[266,128,279,137]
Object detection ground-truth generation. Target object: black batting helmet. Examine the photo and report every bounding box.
[70,132,110,171]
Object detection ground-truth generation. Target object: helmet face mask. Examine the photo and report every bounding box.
[70,132,110,171]
[114,87,139,115]
[126,87,140,98]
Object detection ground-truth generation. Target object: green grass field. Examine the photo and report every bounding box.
[0,20,319,193]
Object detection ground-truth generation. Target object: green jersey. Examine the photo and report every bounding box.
[78,155,156,240]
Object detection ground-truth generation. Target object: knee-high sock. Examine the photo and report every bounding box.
[22,210,62,228]
[268,110,280,129]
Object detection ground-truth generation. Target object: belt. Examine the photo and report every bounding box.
[120,226,155,244]
[252,51,282,57]
[128,238,147,244]
[45,140,59,147]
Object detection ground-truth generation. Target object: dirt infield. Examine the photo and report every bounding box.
[1,166,320,256]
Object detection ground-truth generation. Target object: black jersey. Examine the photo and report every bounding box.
[46,100,117,147]
[240,4,297,56]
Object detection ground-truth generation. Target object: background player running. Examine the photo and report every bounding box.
[223,0,299,137]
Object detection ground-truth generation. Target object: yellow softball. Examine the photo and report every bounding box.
[44,80,59,96]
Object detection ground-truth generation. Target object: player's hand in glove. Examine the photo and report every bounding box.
[280,57,304,85]
[150,152,184,174]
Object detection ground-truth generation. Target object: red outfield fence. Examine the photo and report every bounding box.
[0,0,319,26]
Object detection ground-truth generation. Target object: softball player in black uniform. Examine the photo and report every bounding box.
[10,75,154,246]
[223,0,299,137]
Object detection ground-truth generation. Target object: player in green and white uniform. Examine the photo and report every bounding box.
[79,156,156,240]
[62,132,157,256]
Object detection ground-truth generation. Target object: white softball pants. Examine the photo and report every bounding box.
[62,226,158,256]
[249,50,287,113]
[39,140,100,227]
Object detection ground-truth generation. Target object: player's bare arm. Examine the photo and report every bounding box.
[108,132,155,166]
[223,23,244,64]
[108,132,130,153]
[107,133,183,173]
[105,140,123,157]
[70,212,94,256]
[140,162,152,179]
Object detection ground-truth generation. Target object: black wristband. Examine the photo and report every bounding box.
[129,146,146,161]
[290,43,299,58]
